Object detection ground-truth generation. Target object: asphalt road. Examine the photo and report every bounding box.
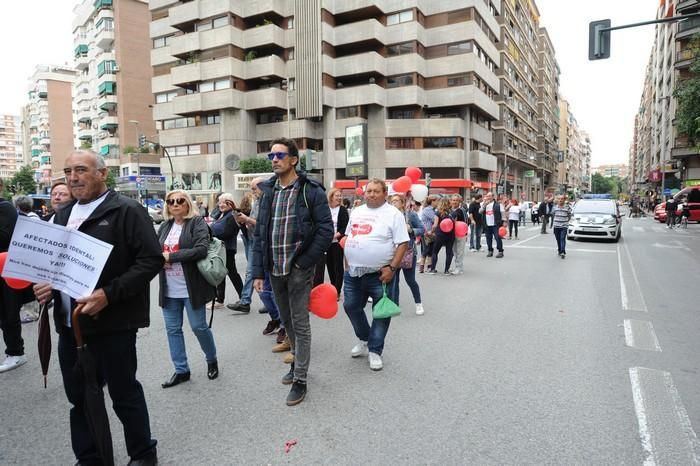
[1,213,699,465]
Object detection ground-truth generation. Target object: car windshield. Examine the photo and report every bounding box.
[573,201,615,215]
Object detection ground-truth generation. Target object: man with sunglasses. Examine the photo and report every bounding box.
[251,138,333,406]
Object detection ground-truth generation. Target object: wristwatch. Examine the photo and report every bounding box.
[385,265,397,272]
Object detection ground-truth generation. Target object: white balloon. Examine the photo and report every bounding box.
[387,183,397,196]
[411,184,428,202]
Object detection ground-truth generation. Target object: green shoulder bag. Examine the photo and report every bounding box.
[372,284,401,319]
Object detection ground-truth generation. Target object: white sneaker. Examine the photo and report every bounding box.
[469,248,476,252]
[367,297,373,303]
[368,352,383,371]
[450,269,463,275]
[416,303,425,315]
[351,340,368,358]
[0,355,27,373]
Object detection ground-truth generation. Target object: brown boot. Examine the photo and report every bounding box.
[272,336,290,353]
[283,352,294,364]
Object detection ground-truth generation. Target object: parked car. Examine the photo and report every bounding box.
[148,206,164,224]
[567,199,622,242]
[654,186,700,223]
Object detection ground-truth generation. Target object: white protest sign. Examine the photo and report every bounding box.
[2,216,113,299]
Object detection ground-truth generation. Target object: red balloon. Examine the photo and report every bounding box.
[439,218,454,233]
[454,221,469,238]
[405,166,422,183]
[355,187,364,196]
[0,252,31,290]
[498,226,507,238]
[393,176,412,193]
[339,236,347,249]
[308,283,338,319]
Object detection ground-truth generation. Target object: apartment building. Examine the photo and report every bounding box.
[630,54,654,193]
[593,163,628,179]
[557,96,589,196]
[535,26,560,200]
[149,1,505,197]
[0,115,23,180]
[24,65,76,191]
[72,0,157,179]
[491,0,541,200]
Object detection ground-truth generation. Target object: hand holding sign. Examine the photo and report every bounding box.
[76,288,109,317]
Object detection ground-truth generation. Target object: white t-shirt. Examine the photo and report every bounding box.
[344,203,410,274]
[163,222,188,298]
[508,205,521,221]
[484,202,496,226]
[330,206,340,243]
[61,192,109,326]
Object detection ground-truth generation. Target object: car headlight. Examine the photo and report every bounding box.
[603,216,616,225]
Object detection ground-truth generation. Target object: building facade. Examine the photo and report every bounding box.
[72,0,157,179]
[149,1,508,197]
[592,163,628,179]
[24,65,76,191]
[557,96,590,196]
[0,115,22,180]
[535,26,560,200]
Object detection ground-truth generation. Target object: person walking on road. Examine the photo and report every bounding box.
[34,150,161,466]
[480,192,505,258]
[158,190,219,388]
[538,194,554,233]
[428,198,455,274]
[418,195,437,273]
[343,180,409,371]
[389,194,425,315]
[468,193,484,252]
[551,195,573,259]
[665,195,678,228]
[210,193,244,310]
[449,194,468,274]
[507,199,520,240]
[251,137,333,406]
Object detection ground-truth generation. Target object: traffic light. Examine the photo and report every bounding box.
[138,134,146,149]
[589,19,611,60]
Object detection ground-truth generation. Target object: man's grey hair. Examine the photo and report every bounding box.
[14,195,33,213]
[69,149,106,169]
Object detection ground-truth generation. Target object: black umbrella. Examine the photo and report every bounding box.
[72,308,115,466]
[37,303,51,388]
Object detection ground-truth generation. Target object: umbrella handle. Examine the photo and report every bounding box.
[72,307,84,347]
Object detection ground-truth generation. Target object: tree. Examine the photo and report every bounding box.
[591,173,612,194]
[673,34,700,148]
[10,165,37,195]
[106,169,116,189]
[239,156,272,174]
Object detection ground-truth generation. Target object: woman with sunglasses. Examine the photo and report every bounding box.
[210,193,244,309]
[157,190,219,388]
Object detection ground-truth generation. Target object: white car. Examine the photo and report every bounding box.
[567,200,622,242]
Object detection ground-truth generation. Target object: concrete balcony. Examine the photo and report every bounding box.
[328,52,385,78]
[101,136,119,148]
[149,16,176,39]
[245,88,286,110]
[245,55,286,80]
[325,84,386,108]
[152,101,176,121]
[470,123,492,146]
[469,150,498,172]
[677,16,700,39]
[75,54,91,71]
[168,0,202,29]
[99,116,119,129]
[98,95,118,111]
[244,23,288,49]
[257,119,323,140]
[385,149,465,168]
[149,0,179,10]
[241,0,291,17]
[386,86,425,107]
[385,118,464,138]
[159,124,220,147]
[96,28,115,50]
[77,128,94,141]
[677,0,699,12]
[152,75,176,94]
[172,89,244,115]
[39,136,51,146]
[326,19,384,47]
[427,86,499,120]
[151,46,174,67]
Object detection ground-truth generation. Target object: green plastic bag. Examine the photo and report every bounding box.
[372,284,401,319]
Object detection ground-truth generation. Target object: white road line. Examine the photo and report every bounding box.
[617,244,629,311]
[510,245,615,253]
[629,367,700,466]
[624,319,661,352]
[511,234,541,246]
[623,241,649,312]
[633,226,645,233]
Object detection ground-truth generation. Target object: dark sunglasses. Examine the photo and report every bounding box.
[267,151,289,161]
[166,198,187,206]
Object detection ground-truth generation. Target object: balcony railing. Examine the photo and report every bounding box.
[678,16,700,33]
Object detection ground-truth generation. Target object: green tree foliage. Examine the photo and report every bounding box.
[673,34,700,147]
[591,173,614,194]
[10,165,37,194]
[106,169,116,189]
[239,157,272,174]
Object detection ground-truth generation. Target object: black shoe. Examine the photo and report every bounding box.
[282,363,294,385]
[487,251,493,257]
[161,371,190,389]
[263,319,281,335]
[258,307,268,314]
[286,380,306,406]
[496,252,504,258]
[207,361,219,380]
[226,302,250,313]
[127,451,158,466]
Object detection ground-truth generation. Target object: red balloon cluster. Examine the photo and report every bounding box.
[405,166,422,183]
[355,187,364,196]
[498,226,507,238]
[439,218,454,233]
[0,252,32,290]
[308,283,338,319]
[454,221,469,238]
[392,176,412,193]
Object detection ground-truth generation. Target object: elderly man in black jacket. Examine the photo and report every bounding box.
[34,150,163,466]
[252,137,333,406]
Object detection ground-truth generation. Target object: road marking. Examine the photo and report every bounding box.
[633,226,645,233]
[624,319,661,352]
[629,367,700,466]
[510,245,615,253]
[511,234,541,246]
[617,243,648,312]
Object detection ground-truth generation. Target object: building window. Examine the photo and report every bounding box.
[447,41,472,56]
[153,35,173,49]
[288,78,296,91]
[387,10,414,26]
[386,138,415,149]
[207,142,221,153]
[202,114,221,125]
[447,74,470,87]
[257,141,271,153]
[155,91,178,103]
[387,42,416,56]
[287,48,294,60]
[287,17,294,29]
[386,74,414,88]
[212,16,229,28]
[388,108,415,119]
[424,137,458,148]
[336,106,360,119]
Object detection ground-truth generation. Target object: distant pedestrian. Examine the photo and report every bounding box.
[665,196,678,228]
[507,199,520,239]
[468,194,484,252]
[479,192,505,258]
[551,195,572,258]
[14,196,40,219]
[428,198,455,274]
[449,194,468,274]
[538,194,554,233]
[212,194,243,310]
[418,195,437,272]
[389,194,425,315]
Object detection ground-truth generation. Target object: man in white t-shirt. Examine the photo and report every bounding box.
[343,179,409,371]
[479,191,505,258]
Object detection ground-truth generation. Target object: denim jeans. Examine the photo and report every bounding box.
[554,227,568,254]
[57,326,156,463]
[270,266,314,383]
[239,251,254,305]
[469,224,482,251]
[343,271,398,355]
[391,253,421,305]
[452,237,466,271]
[484,225,503,252]
[162,297,218,374]
[260,272,281,322]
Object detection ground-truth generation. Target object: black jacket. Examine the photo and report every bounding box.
[334,205,349,238]
[0,198,17,253]
[251,172,333,278]
[538,201,553,216]
[210,210,240,252]
[157,216,215,309]
[479,201,504,226]
[52,191,164,335]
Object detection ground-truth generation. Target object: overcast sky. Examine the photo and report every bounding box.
[0,0,657,167]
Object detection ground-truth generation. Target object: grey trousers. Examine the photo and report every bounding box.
[270,265,314,383]
[452,237,466,272]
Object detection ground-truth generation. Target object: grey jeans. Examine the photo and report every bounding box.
[270,265,314,383]
[453,237,466,272]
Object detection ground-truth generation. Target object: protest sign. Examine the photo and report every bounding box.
[1,216,113,299]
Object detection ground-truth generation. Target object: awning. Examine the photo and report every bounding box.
[333,178,474,189]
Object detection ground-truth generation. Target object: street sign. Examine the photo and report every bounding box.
[663,188,672,196]
[524,170,535,178]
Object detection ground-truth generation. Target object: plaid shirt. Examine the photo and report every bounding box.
[270,178,302,276]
